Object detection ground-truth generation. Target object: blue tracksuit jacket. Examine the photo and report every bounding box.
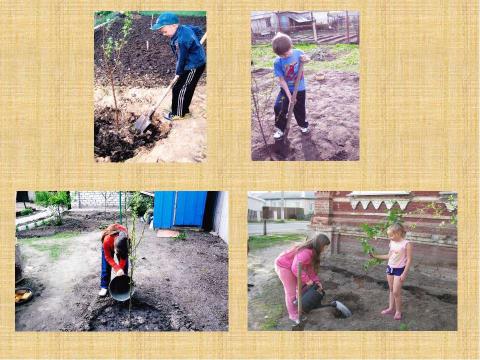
[169,25,206,75]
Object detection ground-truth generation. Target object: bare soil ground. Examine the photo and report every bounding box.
[251,69,359,161]
[94,15,207,163]
[94,86,207,163]
[248,241,456,331]
[94,15,206,88]
[16,211,228,331]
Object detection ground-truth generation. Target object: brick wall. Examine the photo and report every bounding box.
[310,191,458,269]
[71,191,122,209]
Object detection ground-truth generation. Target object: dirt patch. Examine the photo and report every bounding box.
[16,221,228,331]
[89,300,172,331]
[94,85,207,163]
[94,106,171,162]
[308,47,338,61]
[251,70,359,161]
[248,242,457,331]
[16,211,118,238]
[94,15,206,88]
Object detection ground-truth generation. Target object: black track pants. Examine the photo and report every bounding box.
[171,64,206,117]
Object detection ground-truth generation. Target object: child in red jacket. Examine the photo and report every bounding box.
[274,233,330,323]
[99,223,129,297]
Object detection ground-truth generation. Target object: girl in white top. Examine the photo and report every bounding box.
[371,223,413,320]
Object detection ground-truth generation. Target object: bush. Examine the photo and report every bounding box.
[128,192,153,217]
[35,191,71,225]
[20,208,33,216]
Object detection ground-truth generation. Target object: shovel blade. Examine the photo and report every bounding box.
[334,300,352,318]
[134,114,152,134]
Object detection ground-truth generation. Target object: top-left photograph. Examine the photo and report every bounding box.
[94,11,207,163]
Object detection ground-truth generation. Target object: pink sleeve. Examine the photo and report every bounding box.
[292,249,320,284]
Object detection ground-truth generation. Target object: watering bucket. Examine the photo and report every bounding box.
[297,285,353,318]
[301,284,325,313]
[109,275,135,301]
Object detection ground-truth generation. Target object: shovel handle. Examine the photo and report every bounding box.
[297,262,302,320]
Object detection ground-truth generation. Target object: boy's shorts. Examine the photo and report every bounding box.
[386,265,405,276]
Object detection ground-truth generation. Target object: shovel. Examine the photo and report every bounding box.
[292,262,305,331]
[282,61,304,141]
[133,75,179,133]
[134,32,207,134]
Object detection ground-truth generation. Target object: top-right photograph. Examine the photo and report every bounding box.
[251,11,360,161]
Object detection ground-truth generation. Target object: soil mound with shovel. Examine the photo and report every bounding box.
[94,107,171,162]
[94,14,207,88]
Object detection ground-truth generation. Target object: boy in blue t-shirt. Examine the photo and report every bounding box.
[271,33,310,139]
[151,13,206,121]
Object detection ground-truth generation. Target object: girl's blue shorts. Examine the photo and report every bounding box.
[386,265,405,276]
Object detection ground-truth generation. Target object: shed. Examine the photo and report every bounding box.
[152,191,228,242]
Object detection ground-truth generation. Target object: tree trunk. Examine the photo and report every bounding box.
[109,67,119,127]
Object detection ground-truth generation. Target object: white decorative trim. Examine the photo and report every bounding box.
[360,200,370,209]
[397,200,410,210]
[371,200,382,209]
[347,191,411,196]
[350,199,360,209]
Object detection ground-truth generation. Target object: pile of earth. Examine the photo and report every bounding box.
[86,298,198,332]
[94,107,172,162]
[94,14,207,87]
[16,211,119,238]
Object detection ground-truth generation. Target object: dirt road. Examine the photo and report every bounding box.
[16,212,228,331]
[251,70,359,161]
[248,241,457,331]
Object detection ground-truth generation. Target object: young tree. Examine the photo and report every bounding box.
[359,195,458,271]
[123,191,151,323]
[100,12,133,127]
[35,191,71,225]
[100,192,114,215]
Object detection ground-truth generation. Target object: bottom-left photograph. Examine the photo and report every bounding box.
[15,191,228,332]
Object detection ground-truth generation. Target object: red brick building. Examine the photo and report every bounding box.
[310,191,457,268]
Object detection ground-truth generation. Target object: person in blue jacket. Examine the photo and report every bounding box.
[151,13,206,121]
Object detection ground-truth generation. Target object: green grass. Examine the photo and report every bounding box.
[94,12,119,27]
[248,233,305,251]
[94,11,206,27]
[252,43,359,73]
[19,208,34,216]
[251,43,318,68]
[139,11,206,17]
[19,231,80,260]
[260,303,285,330]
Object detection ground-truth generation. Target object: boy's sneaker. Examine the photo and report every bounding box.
[98,288,108,297]
[273,128,284,139]
[163,112,181,122]
[300,126,309,134]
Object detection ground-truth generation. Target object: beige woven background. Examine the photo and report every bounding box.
[0,0,478,358]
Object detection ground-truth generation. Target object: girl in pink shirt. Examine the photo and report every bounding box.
[274,233,330,323]
[371,223,413,320]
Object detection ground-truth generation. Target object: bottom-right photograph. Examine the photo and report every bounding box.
[247,191,457,331]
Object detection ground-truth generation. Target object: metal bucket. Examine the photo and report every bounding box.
[301,284,325,313]
[109,275,135,302]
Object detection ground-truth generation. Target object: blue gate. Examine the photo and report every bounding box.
[153,191,208,229]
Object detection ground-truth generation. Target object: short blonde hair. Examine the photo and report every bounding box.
[387,223,406,237]
[272,32,292,56]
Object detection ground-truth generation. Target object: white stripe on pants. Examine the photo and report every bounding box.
[177,68,196,116]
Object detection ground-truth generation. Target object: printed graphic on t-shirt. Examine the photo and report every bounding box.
[284,61,298,83]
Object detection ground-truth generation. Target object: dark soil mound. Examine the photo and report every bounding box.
[94,15,207,87]
[89,300,173,331]
[16,211,119,238]
[94,107,171,162]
